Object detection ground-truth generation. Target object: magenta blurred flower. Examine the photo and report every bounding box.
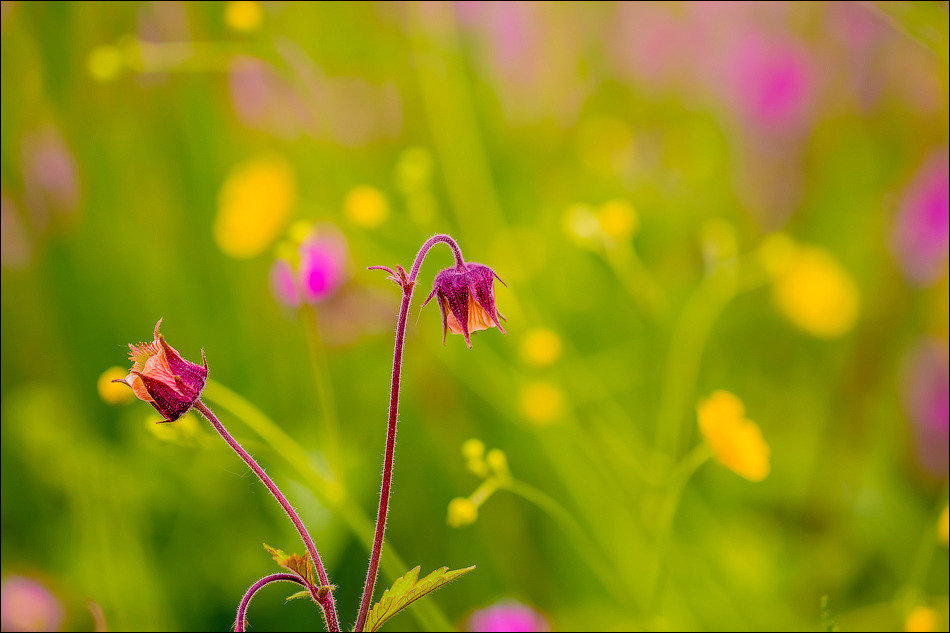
[892,150,949,286]
[610,2,700,89]
[727,31,815,135]
[299,231,347,303]
[269,258,301,308]
[21,125,79,229]
[137,0,191,43]
[902,339,949,477]
[467,601,549,632]
[229,55,311,139]
[269,224,348,308]
[0,576,65,632]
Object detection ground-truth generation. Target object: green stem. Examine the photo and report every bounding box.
[654,257,768,461]
[646,445,712,612]
[201,380,453,632]
[897,486,950,607]
[300,305,343,474]
[604,243,668,322]
[503,479,633,608]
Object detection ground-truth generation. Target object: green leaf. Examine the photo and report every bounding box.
[286,590,312,602]
[263,543,315,587]
[364,565,475,632]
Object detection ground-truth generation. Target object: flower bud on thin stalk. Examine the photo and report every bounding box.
[356,234,504,632]
[114,234,502,632]
[115,320,340,632]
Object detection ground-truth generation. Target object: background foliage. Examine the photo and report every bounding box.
[1,2,948,631]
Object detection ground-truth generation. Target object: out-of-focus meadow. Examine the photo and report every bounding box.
[2,1,948,631]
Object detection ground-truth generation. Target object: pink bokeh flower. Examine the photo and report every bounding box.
[727,30,815,135]
[229,55,312,139]
[466,600,549,632]
[902,338,949,477]
[269,224,348,308]
[892,150,950,286]
[0,576,65,632]
[21,125,80,230]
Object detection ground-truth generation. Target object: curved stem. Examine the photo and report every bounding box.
[646,444,712,613]
[409,233,466,281]
[355,234,464,632]
[193,400,341,632]
[504,479,631,607]
[235,573,304,632]
[201,379,454,631]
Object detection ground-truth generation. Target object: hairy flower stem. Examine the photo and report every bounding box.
[235,573,304,632]
[355,234,466,632]
[193,400,341,632]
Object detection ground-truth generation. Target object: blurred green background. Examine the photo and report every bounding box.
[1,2,948,631]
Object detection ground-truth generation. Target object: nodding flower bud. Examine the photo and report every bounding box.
[114,319,208,423]
[421,263,506,348]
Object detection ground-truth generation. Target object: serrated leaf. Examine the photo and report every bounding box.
[364,565,475,632]
[263,543,315,587]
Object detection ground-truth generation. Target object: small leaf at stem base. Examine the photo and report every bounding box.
[363,565,475,632]
[263,543,316,588]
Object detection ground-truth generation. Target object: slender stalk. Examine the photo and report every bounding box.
[192,400,341,632]
[301,304,343,474]
[355,234,465,632]
[504,479,631,607]
[646,444,712,612]
[235,573,304,632]
[201,379,454,631]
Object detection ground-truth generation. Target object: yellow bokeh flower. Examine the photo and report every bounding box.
[145,412,201,444]
[905,607,939,633]
[562,204,601,249]
[344,185,389,228]
[519,328,562,367]
[215,155,296,259]
[485,449,510,480]
[225,1,263,33]
[577,116,634,175]
[87,45,124,83]
[462,438,489,477]
[769,242,860,338]
[98,366,134,405]
[697,390,770,482]
[394,146,433,194]
[519,381,565,426]
[447,497,478,528]
[939,504,949,546]
[597,199,639,243]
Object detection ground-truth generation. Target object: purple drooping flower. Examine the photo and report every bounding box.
[466,601,549,632]
[902,338,949,477]
[892,150,949,286]
[0,576,65,632]
[422,262,505,348]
